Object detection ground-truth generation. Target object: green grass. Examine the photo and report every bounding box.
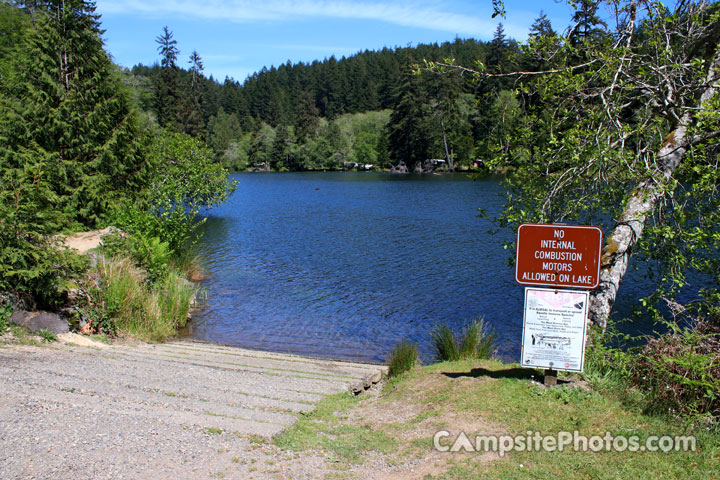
[274,392,397,464]
[272,359,719,478]
[431,318,497,362]
[387,340,418,377]
[98,257,195,341]
[38,328,57,342]
[0,324,41,346]
[422,361,719,480]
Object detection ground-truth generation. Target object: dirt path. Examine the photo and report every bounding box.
[0,340,386,479]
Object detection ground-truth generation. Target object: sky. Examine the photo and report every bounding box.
[95,1,581,83]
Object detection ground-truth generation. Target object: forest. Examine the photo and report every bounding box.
[125,21,530,172]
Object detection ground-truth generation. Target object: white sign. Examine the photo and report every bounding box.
[521,287,589,372]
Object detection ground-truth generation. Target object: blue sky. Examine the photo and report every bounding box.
[95,1,580,83]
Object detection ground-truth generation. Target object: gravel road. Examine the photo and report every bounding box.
[0,339,385,479]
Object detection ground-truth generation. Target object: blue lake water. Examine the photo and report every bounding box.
[188,172,653,363]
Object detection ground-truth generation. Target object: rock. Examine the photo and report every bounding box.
[349,381,365,395]
[368,370,383,384]
[9,311,69,334]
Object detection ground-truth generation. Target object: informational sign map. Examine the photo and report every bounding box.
[521,288,589,372]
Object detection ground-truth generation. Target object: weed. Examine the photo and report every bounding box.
[38,328,57,342]
[387,341,418,377]
[94,257,195,341]
[247,434,266,444]
[204,427,223,435]
[0,303,12,333]
[8,324,40,345]
[431,318,497,362]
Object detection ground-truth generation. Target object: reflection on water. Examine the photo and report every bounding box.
[188,172,652,363]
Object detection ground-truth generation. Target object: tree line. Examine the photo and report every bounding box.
[124,23,536,172]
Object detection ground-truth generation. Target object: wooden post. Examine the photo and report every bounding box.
[544,368,557,387]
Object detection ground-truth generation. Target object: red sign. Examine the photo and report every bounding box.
[515,223,603,289]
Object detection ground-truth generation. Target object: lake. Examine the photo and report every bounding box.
[187,172,652,363]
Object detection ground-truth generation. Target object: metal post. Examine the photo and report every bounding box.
[544,368,557,387]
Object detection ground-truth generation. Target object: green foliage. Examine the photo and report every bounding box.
[111,131,237,256]
[38,328,57,343]
[0,154,86,305]
[430,318,497,362]
[387,341,418,377]
[1,0,149,227]
[0,1,148,306]
[630,313,720,425]
[0,303,12,334]
[93,257,195,341]
[101,232,171,285]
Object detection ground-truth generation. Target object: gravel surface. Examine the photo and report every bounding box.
[0,340,385,479]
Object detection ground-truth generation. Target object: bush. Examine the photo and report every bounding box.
[88,256,196,341]
[101,232,171,284]
[109,131,237,257]
[0,303,12,334]
[430,318,497,362]
[388,341,418,377]
[38,328,57,342]
[630,314,719,424]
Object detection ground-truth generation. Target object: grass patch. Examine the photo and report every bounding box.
[0,323,42,346]
[272,358,719,479]
[96,257,195,341]
[422,361,719,480]
[387,340,418,377]
[204,427,223,435]
[274,392,397,464]
[38,328,57,342]
[431,318,497,362]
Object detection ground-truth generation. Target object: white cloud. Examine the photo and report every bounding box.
[98,0,501,37]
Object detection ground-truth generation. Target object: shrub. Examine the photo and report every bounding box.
[101,232,171,285]
[431,318,497,362]
[388,341,419,377]
[630,314,720,424]
[93,257,196,341]
[0,303,12,334]
[38,328,57,342]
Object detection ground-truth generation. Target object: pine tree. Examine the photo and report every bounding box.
[155,26,181,129]
[568,0,608,48]
[1,0,148,226]
[179,49,205,136]
[0,0,148,303]
[486,23,508,71]
[294,90,320,143]
[529,11,556,39]
[387,74,431,171]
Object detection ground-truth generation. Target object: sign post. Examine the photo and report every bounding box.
[515,223,603,386]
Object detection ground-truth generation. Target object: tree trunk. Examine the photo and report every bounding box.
[589,45,720,328]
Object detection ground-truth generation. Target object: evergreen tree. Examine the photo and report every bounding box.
[486,23,508,71]
[0,0,148,303]
[295,90,320,142]
[269,124,296,170]
[154,26,181,129]
[179,49,205,137]
[568,0,608,48]
[1,0,148,226]
[387,74,431,171]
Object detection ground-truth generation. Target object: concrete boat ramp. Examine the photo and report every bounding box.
[0,339,386,479]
